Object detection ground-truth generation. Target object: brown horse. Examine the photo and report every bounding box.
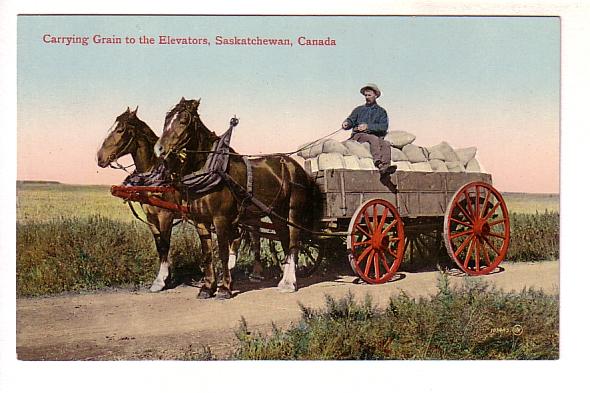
[154,98,318,298]
[97,107,260,292]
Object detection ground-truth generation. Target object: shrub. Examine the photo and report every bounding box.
[233,276,559,360]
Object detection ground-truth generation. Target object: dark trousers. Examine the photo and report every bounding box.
[350,133,391,170]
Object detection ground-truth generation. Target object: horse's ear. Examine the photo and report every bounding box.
[131,106,138,116]
[180,97,186,103]
[126,106,130,113]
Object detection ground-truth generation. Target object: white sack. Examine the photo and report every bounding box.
[391,147,409,161]
[456,147,477,166]
[305,157,319,173]
[297,141,324,159]
[429,159,449,172]
[392,160,411,171]
[359,157,376,170]
[322,139,349,155]
[428,141,460,162]
[410,162,433,172]
[384,130,416,148]
[317,153,346,170]
[343,140,372,158]
[465,158,482,173]
[402,144,428,163]
[446,161,466,172]
[343,155,361,170]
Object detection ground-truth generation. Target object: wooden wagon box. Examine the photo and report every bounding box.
[310,169,493,219]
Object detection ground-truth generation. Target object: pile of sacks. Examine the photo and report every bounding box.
[298,130,484,173]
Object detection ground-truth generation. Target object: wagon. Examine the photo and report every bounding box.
[111,163,510,284]
[304,168,510,283]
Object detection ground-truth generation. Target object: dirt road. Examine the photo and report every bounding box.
[16,261,559,360]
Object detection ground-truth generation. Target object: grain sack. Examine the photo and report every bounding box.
[456,147,477,166]
[343,140,372,158]
[446,161,466,172]
[410,162,433,172]
[428,141,460,162]
[429,159,449,172]
[392,160,411,171]
[391,147,409,161]
[317,153,346,170]
[465,158,482,173]
[402,144,428,163]
[343,155,361,170]
[359,157,376,170]
[384,130,416,148]
[297,141,323,159]
[322,139,349,155]
[305,157,319,173]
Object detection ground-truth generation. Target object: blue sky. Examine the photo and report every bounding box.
[17,15,560,192]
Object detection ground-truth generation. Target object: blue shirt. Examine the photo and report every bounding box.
[344,103,389,137]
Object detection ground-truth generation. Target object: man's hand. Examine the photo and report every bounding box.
[356,123,368,132]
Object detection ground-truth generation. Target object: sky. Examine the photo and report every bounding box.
[17,15,560,192]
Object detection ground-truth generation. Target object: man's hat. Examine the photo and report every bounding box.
[360,83,381,97]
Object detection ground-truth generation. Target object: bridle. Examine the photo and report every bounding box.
[106,119,138,173]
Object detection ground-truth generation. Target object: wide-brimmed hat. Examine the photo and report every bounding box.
[360,83,381,97]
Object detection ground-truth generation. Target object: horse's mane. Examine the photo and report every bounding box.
[164,100,218,143]
[134,118,159,146]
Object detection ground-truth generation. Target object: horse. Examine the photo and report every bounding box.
[96,107,263,292]
[153,97,319,298]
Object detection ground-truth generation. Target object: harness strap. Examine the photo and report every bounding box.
[243,156,253,195]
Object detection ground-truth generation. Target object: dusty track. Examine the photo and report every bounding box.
[16,261,559,360]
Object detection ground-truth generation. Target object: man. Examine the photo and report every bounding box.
[342,83,396,178]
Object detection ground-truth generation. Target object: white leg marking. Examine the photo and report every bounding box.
[149,262,170,292]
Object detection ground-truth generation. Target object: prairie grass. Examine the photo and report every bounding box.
[233,276,559,360]
[15,183,560,296]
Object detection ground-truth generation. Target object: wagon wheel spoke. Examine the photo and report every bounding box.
[474,237,482,271]
[483,201,501,221]
[480,188,492,218]
[462,236,476,269]
[450,217,473,228]
[382,218,399,235]
[363,210,373,233]
[373,251,380,279]
[454,202,474,224]
[450,228,473,240]
[482,235,502,257]
[376,207,389,232]
[463,190,475,216]
[353,239,372,247]
[487,231,507,240]
[488,218,507,227]
[379,250,391,273]
[356,224,372,239]
[356,245,373,267]
[364,250,376,276]
[481,236,492,266]
[454,233,474,257]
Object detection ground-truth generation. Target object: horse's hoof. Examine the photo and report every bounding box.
[197,288,215,299]
[149,281,165,292]
[216,288,233,300]
[277,283,297,293]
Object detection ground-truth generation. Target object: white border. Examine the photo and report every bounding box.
[2,1,589,392]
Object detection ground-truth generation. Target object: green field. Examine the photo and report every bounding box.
[16,182,560,297]
[16,182,560,224]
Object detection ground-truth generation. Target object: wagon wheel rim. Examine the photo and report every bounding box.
[443,182,510,275]
[347,199,405,284]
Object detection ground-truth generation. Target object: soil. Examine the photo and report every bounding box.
[16,260,559,360]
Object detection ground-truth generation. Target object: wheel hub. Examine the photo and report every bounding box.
[473,219,490,236]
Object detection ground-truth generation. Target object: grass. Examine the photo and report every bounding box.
[15,182,560,296]
[233,275,559,360]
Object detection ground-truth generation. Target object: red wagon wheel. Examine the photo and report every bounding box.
[347,199,405,284]
[444,182,510,275]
